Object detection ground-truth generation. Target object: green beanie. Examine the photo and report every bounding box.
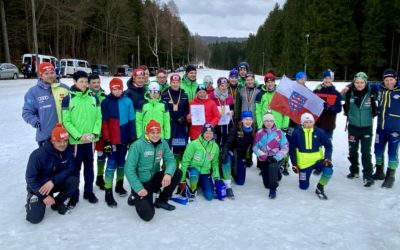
[353,72,368,84]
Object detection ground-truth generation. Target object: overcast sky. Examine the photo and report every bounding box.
[161,0,287,37]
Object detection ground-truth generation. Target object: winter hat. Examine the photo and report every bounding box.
[146,120,161,133]
[132,68,145,79]
[88,73,100,82]
[196,84,207,93]
[217,77,229,86]
[322,69,334,80]
[301,113,314,125]
[201,123,215,135]
[238,62,249,71]
[295,71,307,81]
[203,75,213,85]
[51,123,69,142]
[148,82,160,92]
[383,69,397,79]
[263,113,274,122]
[39,62,55,74]
[72,70,88,81]
[229,68,239,78]
[109,78,123,91]
[241,111,253,120]
[353,72,368,84]
[264,72,276,82]
[170,74,181,82]
[186,64,197,73]
[245,71,255,79]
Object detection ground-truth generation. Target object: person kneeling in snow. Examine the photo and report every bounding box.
[289,113,334,200]
[25,124,79,224]
[125,120,181,222]
[253,114,289,199]
[179,123,221,201]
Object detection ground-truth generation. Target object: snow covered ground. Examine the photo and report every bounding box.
[0,69,399,250]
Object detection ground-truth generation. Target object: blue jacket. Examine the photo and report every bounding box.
[22,80,69,142]
[371,81,400,131]
[289,126,332,168]
[25,142,75,200]
[101,93,136,145]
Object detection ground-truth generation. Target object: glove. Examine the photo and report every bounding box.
[323,102,330,111]
[34,121,41,130]
[179,182,186,191]
[177,116,186,125]
[292,165,300,174]
[267,156,277,163]
[104,140,112,155]
[258,155,267,162]
[323,159,333,167]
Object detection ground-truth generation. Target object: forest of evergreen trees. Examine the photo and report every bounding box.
[0,0,209,70]
[209,0,400,81]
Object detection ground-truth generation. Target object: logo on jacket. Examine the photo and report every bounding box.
[144,151,154,157]
[37,95,49,103]
[158,150,163,158]
[393,95,400,100]
[289,91,307,112]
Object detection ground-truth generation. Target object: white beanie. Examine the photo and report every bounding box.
[148,82,160,92]
[301,113,314,125]
[263,113,274,122]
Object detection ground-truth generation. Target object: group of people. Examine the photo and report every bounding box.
[22,61,399,223]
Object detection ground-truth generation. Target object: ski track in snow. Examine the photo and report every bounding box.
[0,69,399,250]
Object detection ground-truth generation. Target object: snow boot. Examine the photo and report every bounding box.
[372,165,385,180]
[83,192,99,204]
[105,188,117,207]
[188,189,197,202]
[95,176,105,190]
[67,197,78,209]
[226,188,235,199]
[115,180,127,197]
[269,188,277,199]
[347,172,360,179]
[127,194,135,206]
[363,178,374,187]
[382,168,396,188]
[51,202,68,215]
[315,183,328,200]
[154,198,176,211]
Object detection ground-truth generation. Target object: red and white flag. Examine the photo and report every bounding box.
[270,76,324,124]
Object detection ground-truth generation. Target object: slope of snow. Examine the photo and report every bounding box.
[0,69,399,250]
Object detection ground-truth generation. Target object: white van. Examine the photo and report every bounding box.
[60,59,92,77]
[22,53,59,72]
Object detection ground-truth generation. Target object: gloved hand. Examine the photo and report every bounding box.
[34,121,41,130]
[179,182,186,191]
[323,159,333,167]
[177,116,186,125]
[104,140,112,155]
[292,165,300,174]
[267,156,277,163]
[323,102,330,111]
[281,128,288,133]
[258,155,267,162]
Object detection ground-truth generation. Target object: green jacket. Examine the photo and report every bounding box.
[343,87,374,128]
[136,95,171,139]
[92,88,106,104]
[180,74,198,102]
[61,86,102,144]
[180,136,220,183]
[255,86,289,129]
[125,136,176,193]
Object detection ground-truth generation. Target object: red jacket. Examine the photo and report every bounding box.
[188,97,221,140]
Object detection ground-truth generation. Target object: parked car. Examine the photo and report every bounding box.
[175,66,185,73]
[60,58,92,77]
[91,64,111,76]
[114,65,132,76]
[0,63,19,80]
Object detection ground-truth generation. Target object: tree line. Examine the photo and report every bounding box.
[0,0,209,70]
[209,0,400,81]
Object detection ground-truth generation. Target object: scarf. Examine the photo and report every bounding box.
[214,87,229,102]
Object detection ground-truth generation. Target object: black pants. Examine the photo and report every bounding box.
[258,161,282,190]
[71,143,95,200]
[26,176,79,224]
[133,169,182,222]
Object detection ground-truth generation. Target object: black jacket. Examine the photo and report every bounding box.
[25,142,75,200]
[221,124,255,161]
[124,78,146,110]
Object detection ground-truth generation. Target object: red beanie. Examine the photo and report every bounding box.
[170,74,181,82]
[109,78,123,91]
[51,123,69,141]
[264,72,276,82]
[146,120,161,133]
[39,62,55,74]
[132,68,145,79]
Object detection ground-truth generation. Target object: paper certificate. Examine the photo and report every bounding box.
[218,105,231,125]
[190,105,206,125]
